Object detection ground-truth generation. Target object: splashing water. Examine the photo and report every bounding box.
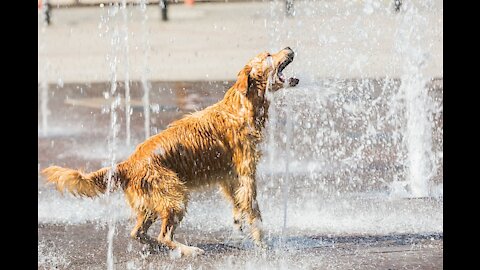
[122,0,132,146]
[38,18,49,137]
[140,0,151,139]
[262,0,441,215]
[395,1,435,197]
[102,3,122,269]
[38,241,70,269]
[37,1,442,268]
[40,80,49,137]
[282,89,293,242]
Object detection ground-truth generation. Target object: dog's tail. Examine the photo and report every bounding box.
[41,163,127,198]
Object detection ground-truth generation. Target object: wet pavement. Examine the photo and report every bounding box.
[38,221,443,269]
[38,79,443,269]
[38,78,443,186]
[38,0,443,83]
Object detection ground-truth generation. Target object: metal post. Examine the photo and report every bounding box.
[42,0,51,25]
[394,0,402,12]
[160,0,168,21]
[286,0,294,17]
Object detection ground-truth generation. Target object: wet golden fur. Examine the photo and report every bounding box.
[42,48,297,256]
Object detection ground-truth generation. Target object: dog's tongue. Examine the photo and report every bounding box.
[277,57,292,83]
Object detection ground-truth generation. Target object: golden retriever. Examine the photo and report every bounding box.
[42,47,299,256]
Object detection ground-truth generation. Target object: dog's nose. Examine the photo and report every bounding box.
[284,47,294,58]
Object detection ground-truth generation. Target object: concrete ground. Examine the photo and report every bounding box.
[38,80,443,269]
[38,0,443,83]
[38,222,443,269]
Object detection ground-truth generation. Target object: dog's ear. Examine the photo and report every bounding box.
[236,65,252,95]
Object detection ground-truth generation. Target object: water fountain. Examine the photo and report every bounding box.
[139,0,151,140]
[122,0,132,146]
[395,1,436,197]
[257,0,442,256]
[39,78,49,137]
[103,3,122,269]
[38,11,49,137]
[38,0,442,268]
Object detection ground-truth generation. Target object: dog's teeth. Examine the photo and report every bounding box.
[277,72,284,81]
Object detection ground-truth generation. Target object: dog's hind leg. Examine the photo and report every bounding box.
[145,172,204,257]
[157,210,204,257]
[219,181,244,232]
[235,174,266,249]
[130,211,158,247]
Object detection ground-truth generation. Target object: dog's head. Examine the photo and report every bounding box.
[235,47,299,99]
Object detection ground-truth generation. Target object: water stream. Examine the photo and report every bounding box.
[37,1,442,268]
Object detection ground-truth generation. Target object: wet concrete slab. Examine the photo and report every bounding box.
[38,78,443,186]
[38,78,443,269]
[38,1,443,83]
[38,221,443,269]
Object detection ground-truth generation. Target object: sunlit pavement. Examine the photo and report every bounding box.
[39,221,443,269]
[38,80,443,269]
[38,0,443,83]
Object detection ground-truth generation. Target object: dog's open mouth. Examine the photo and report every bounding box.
[277,56,294,83]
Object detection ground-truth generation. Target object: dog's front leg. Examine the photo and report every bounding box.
[219,181,245,233]
[235,174,266,249]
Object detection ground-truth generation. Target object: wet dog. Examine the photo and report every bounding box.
[42,47,299,256]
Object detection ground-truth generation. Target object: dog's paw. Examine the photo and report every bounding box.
[171,244,205,258]
[288,77,299,87]
[232,218,245,235]
[255,240,269,250]
[183,246,205,257]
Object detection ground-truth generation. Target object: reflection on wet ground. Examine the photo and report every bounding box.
[38,81,228,169]
[38,79,442,269]
[38,221,443,270]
